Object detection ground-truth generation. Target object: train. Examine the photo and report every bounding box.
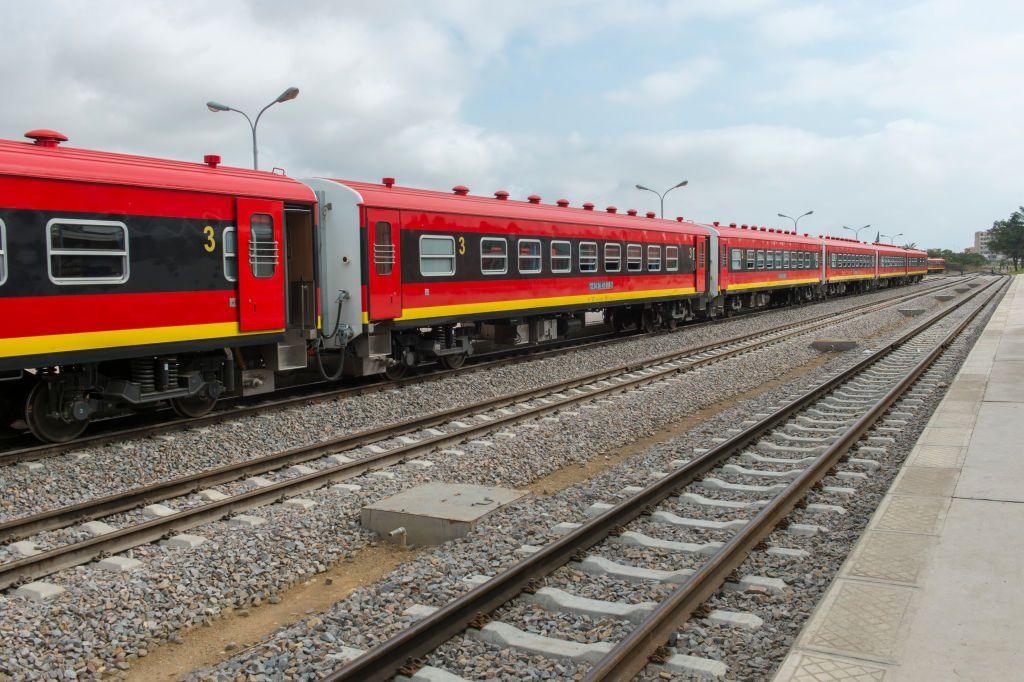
[927,257,946,274]
[0,130,928,442]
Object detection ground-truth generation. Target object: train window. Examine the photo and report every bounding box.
[647,245,662,272]
[830,253,837,268]
[756,250,765,269]
[814,252,819,268]
[47,219,129,285]
[766,250,774,269]
[420,235,457,276]
[223,227,238,282]
[626,244,643,272]
[374,221,394,276]
[550,240,571,273]
[666,245,679,272]
[518,238,542,274]
[579,242,598,273]
[249,214,278,279]
[604,243,622,272]
[803,252,810,268]
[480,237,508,275]
[0,219,5,286]
[731,248,742,271]
[746,249,755,270]
[783,251,790,269]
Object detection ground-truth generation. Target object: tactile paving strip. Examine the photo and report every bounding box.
[801,581,913,663]
[871,495,947,535]
[845,531,933,585]
[892,467,959,498]
[780,652,888,682]
[906,445,963,468]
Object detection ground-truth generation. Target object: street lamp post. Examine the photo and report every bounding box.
[843,224,871,241]
[635,180,688,218]
[206,87,300,170]
[778,210,813,230]
[880,232,904,245]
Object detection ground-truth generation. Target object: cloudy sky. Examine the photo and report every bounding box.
[2,0,1022,249]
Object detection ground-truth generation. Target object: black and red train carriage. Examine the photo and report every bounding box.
[0,130,926,441]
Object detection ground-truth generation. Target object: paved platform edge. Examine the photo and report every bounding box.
[773,276,1021,682]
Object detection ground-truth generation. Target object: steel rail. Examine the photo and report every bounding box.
[0,277,963,545]
[0,279,973,588]
[323,276,1003,682]
[582,275,1007,680]
[0,277,965,464]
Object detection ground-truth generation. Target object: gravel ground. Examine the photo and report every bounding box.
[0,279,981,679]
[0,279,950,525]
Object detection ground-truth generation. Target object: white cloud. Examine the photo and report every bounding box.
[605,57,721,104]
[756,4,850,47]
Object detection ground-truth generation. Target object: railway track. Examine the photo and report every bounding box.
[316,275,1005,681]
[0,276,971,466]
[0,276,980,592]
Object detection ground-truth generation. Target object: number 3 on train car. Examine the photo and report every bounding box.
[236,198,285,331]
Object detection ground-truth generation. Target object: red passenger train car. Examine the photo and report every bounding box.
[0,130,929,441]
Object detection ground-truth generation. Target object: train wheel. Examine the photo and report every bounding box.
[25,381,88,443]
[170,392,217,418]
[440,354,467,370]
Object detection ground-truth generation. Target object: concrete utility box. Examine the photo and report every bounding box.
[898,307,926,317]
[935,294,954,302]
[361,483,528,547]
[810,338,858,352]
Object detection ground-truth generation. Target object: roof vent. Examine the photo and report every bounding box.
[730,223,737,228]
[25,129,68,148]
[676,217,684,222]
[494,190,509,200]
[645,211,656,219]
[760,227,767,232]
[556,199,570,207]
[203,154,221,168]
[527,194,541,204]
[382,177,395,188]
[583,202,595,211]
[452,185,469,196]
[606,206,618,213]
[713,221,720,226]
[627,209,638,216]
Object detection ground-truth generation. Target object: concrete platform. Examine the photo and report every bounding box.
[775,276,1024,681]
[361,483,527,546]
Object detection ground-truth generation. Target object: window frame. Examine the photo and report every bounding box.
[746,249,756,270]
[578,241,598,273]
[665,245,679,272]
[222,226,238,282]
[46,218,130,286]
[0,219,6,286]
[646,244,662,272]
[517,238,542,274]
[373,221,395,276]
[480,237,508,276]
[756,249,765,270]
[604,242,622,272]
[626,243,643,272]
[766,250,774,270]
[419,234,457,277]
[550,239,572,274]
[730,248,742,271]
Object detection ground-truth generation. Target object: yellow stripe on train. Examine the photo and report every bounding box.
[725,277,821,291]
[0,322,279,359]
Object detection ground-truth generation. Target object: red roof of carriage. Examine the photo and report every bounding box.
[0,132,314,202]
[327,178,713,237]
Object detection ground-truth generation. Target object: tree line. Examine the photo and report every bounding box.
[989,206,1024,270]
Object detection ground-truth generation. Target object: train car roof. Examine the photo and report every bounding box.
[871,242,921,255]
[0,131,315,202]
[326,178,712,237]
[704,221,823,245]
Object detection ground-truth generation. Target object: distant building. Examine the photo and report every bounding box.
[965,246,977,254]
[974,230,994,259]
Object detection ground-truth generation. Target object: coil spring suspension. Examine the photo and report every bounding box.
[157,356,179,391]
[131,358,156,394]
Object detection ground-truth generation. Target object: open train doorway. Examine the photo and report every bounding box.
[284,205,316,333]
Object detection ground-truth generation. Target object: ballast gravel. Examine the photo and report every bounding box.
[0,279,946,524]
[0,279,979,679]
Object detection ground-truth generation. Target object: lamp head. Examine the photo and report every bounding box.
[675,180,689,188]
[276,87,300,103]
[635,184,651,191]
[206,101,230,112]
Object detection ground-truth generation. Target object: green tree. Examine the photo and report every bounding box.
[989,207,1024,270]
